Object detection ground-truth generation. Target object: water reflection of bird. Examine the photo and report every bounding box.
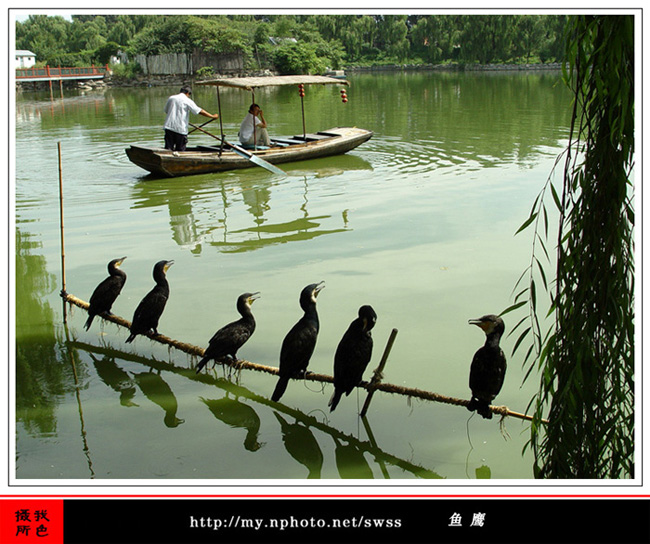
[333,437,374,479]
[89,353,138,408]
[271,282,325,403]
[126,260,173,343]
[132,370,184,428]
[467,314,507,419]
[195,292,260,374]
[201,396,264,452]
[329,305,377,412]
[84,257,127,331]
[274,413,323,478]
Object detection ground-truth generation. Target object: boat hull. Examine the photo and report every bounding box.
[125,127,372,178]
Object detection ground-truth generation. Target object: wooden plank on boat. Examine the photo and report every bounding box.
[294,133,335,141]
[273,137,308,146]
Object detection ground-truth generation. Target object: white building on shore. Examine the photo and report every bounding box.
[15,50,36,69]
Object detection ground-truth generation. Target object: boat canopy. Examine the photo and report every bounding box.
[197,74,349,91]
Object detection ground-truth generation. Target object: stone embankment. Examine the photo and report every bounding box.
[17,63,561,92]
[346,62,561,73]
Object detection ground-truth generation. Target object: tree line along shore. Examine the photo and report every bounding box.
[16,14,568,85]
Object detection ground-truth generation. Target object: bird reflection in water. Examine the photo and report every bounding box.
[274,412,323,479]
[89,354,138,408]
[132,370,184,428]
[201,395,264,452]
[333,436,374,479]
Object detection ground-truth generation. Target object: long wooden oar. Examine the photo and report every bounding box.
[189,123,286,176]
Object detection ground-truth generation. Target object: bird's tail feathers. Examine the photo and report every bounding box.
[84,315,94,331]
[125,333,136,344]
[195,356,210,374]
[328,390,342,412]
[271,376,289,403]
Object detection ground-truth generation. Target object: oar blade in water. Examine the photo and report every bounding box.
[228,144,287,176]
[189,123,286,176]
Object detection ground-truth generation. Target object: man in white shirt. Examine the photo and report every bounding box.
[164,86,219,151]
[239,103,271,147]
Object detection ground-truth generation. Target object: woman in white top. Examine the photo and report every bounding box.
[239,103,271,147]
[163,86,219,151]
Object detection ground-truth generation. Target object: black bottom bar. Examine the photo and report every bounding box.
[63,498,649,544]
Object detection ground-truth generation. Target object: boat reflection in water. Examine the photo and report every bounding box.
[128,154,372,254]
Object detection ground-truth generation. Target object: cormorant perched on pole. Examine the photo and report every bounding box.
[329,305,377,412]
[125,260,174,343]
[467,314,507,419]
[195,292,260,374]
[271,282,325,403]
[84,257,127,331]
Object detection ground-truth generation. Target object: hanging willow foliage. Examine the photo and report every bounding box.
[505,15,635,478]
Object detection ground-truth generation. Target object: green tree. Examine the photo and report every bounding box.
[69,17,107,52]
[308,15,377,63]
[539,15,569,63]
[107,15,136,46]
[410,15,461,63]
[376,15,409,61]
[16,13,569,71]
[95,41,120,65]
[459,15,513,63]
[512,15,546,62]
[510,15,634,479]
[271,42,327,75]
[15,15,71,65]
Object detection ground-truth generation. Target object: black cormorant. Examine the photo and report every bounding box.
[195,292,260,373]
[84,257,127,331]
[271,282,325,403]
[329,305,377,412]
[125,260,173,343]
[467,314,507,419]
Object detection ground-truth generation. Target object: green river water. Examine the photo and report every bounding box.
[14,70,572,482]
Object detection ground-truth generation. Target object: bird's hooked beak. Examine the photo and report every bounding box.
[116,256,127,267]
[248,292,261,304]
[164,260,174,272]
[469,317,494,334]
[313,281,325,298]
[362,315,376,332]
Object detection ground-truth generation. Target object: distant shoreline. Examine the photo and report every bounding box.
[16,62,563,92]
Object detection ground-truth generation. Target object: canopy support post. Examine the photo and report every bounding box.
[217,86,224,156]
[252,89,257,151]
[301,93,306,141]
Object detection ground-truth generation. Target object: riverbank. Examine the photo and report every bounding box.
[16,62,562,92]
[346,62,562,72]
[109,61,563,88]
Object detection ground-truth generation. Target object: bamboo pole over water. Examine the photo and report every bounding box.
[57,142,67,323]
[360,328,398,418]
[61,292,544,423]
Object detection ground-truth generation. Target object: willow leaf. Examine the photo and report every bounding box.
[516,212,538,235]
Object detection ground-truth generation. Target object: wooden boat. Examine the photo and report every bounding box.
[125,75,373,178]
[126,126,372,178]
